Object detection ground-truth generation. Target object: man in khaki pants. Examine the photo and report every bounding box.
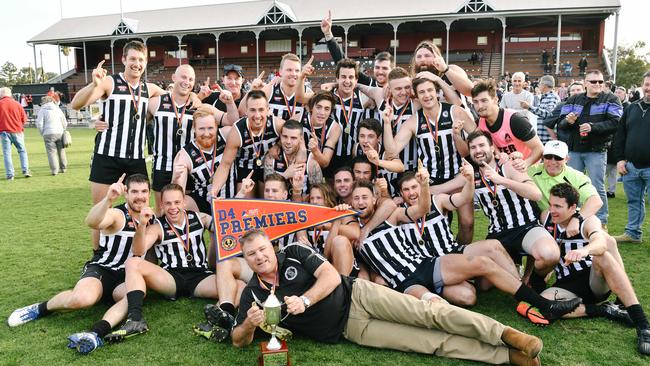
[231,229,543,365]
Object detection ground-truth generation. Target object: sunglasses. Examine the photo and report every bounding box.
[224,64,243,72]
[587,80,604,84]
[543,154,564,161]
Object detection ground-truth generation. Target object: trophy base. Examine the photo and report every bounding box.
[258,340,290,366]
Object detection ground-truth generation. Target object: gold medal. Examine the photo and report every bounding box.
[256,159,263,167]
[344,126,351,134]
[186,253,193,262]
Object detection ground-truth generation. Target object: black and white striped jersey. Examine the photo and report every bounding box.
[542,213,592,281]
[474,163,540,234]
[332,88,365,158]
[306,226,329,254]
[152,93,195,172]
[414,103,462,181]
[214,129,237,198]
[233,116,280,170]
[95,73,149,159]
[155,210,207,270]
[380,99,418,170]
[401,196,461,258]
[268,83,304,121]
[301,114,339,153]
[183,141,217,202]
[89,204,150,270]
[359,221,424,289]
[270,150,313,195]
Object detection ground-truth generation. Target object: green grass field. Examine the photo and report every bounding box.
[0,128,648,365]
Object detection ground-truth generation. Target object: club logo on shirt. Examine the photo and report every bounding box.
[504,133,513,143]
[117,85,127,92]
[442,111,449,118]
[284,266,298,281]
[162,103,171,109]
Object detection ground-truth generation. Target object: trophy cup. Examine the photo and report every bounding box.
[258,291,290,366]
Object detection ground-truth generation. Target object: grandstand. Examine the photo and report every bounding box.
[27,0,621,95]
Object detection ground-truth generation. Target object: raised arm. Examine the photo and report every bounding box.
[70,61,111,110]
[211,127,241,197]
[382,107,417,157]
[492,161,542,201]
[171,149,192,193]
[436,158,475,212]
[296,56,316,105]
[132,207,161,256]
[85,174,127,236]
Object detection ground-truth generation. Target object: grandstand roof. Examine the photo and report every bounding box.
[28,0,620,44]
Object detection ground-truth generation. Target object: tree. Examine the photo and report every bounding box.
[0,62,19,86]
[609,41,650,88]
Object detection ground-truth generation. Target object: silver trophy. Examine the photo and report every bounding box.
[263,291,282,350]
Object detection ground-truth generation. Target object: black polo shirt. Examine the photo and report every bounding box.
[235,243,354,343]
[203,89,244,113]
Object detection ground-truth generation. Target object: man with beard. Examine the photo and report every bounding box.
[148,65,237,213]
[537,183,650,355]
[104,183,223,342]
[467,130,560,296]
[303,90,341,170]
[8,174,151,353]
[298,58,366,176]
[200,64,246,116]
[71,41,169,247]
[382,77,476,243]
[333,166,355,205]
[263,119,323,196]
[471,80,544,167]
[409,40,474,109]
[172,105,236,214]
[211,90,285,198]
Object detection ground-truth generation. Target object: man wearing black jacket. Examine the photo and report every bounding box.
[612,71,650,244]
[557,70,623,229]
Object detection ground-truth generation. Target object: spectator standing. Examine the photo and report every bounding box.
[499,72,534,113]
[606,86,630,197]
[578,56,589,76]
[0,87,31,180]
[35,96,68,175]
[563,61,573,77]
[556,70,623,230]
[521,75,560,144]
[541,49,549,66]
[613,72,650,243]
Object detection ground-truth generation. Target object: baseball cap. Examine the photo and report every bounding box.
[543,140,568,159]
[224,64,244,77]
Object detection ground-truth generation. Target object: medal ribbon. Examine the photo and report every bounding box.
[423,106,440,150]
[282,89,297,118]
[336,92,354,135]
[391,99,410,129]
[126,80,142,118]
[479,170,499,201]
[257,266,280,293]
[198,144,217,178]
[247,118,267,161]
[312,226,322,245]
[171,94,189,132]
[165,211,192,258]
[310,115,327,150]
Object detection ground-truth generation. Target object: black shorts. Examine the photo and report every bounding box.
[89,153,147,185]
[188,191,212,214]
[152,169,173,192]
[236,166,264,184]
[396,257,444,295]
[487,221,539,261]
[167,267,214,299]
[553,269,611,304]
[80,262,125,305]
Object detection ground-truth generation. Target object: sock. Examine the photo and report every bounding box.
[584,303,605,317]
[38,301,52,317]
[126,290,145,321]
[90,320,112,338]
[626,304,650,330]
[514,284,551,310]
[220,302,236,317]
[528,272,547,293]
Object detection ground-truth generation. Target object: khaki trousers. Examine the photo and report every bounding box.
[343,279,510,364]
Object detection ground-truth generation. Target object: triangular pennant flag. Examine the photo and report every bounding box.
[211,199,357,262]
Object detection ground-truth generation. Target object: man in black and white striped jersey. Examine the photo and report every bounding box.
[71,41,166,246]
[467,129,560,294]
[8,174,152,353]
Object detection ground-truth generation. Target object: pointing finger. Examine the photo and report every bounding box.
[328,10,331,21]
[305,55,314,66]
[97,60,105,69]
[205,77,210,87]
[215,84,223,92]
[117,173,126,184]
[246,170,254,180]
[257,71,265,80]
